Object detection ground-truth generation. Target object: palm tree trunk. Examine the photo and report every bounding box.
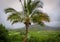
[23,24,29,42]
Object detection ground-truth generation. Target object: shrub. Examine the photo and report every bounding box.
[0,24,9,42]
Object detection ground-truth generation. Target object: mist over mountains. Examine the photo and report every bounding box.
[23,25,60,31]
[8,24,60,31]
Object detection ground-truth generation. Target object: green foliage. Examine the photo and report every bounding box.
[0,24,9,42]
[31,10,50,26]
[7,12,21,24]
[8,31,60,42]
[27,0,42,14]
[5,8,22,24]
[5,8,16,13]
[4,0,50,26]
[27,31,60,42]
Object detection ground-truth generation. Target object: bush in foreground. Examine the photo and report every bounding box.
[0,24,9,42]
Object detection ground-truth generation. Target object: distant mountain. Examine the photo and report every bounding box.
[28,25,60,31]
[8,24,60,31]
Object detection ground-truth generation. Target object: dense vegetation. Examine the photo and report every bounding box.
[0,24,60,42]
[9,30,60,42]
[0,24,9,42]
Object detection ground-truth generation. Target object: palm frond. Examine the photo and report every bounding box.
[24,0,27,14]
[12,20,20,24]
[38,21,45,26]
[5,8,17,13]
[32,10,42,15]
[36,0,43,8]
[31,10,50,26]
[26,0,31,14]
[27,0,43,14]
[4,0,50,26]
[7,12,22,24]
[38,13,50,22]
[31,14,38,23]
[27,0,31,4]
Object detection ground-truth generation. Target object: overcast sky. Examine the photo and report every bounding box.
[0,0,60,29]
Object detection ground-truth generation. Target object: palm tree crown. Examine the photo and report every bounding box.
[5,0,50,26]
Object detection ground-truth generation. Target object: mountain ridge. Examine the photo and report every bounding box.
[8,24,60,31]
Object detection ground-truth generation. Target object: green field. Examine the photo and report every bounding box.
[8,30,60,42]
[0,24,60,42]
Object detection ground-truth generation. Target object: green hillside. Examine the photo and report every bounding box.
[8,30,60,42]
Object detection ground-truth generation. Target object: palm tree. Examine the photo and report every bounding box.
[4,0,50,42]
